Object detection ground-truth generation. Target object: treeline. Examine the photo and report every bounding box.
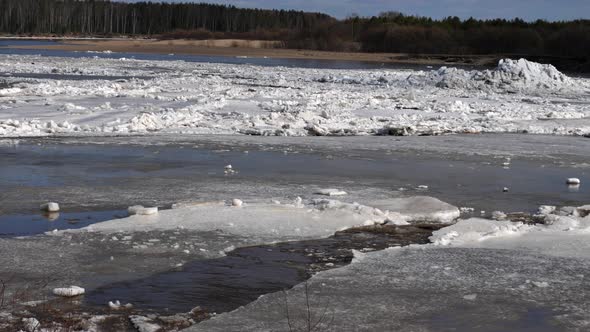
[285,12,590,58]
[0,0,589,61]
[0,0,331,35]
[352,13,590,57]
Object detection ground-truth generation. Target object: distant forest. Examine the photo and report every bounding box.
[1,0,589,59]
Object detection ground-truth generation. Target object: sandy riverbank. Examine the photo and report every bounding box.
[7,38,499,66]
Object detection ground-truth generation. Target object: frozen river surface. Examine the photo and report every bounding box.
[0,48,590,331]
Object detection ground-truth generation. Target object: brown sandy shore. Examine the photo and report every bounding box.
[5,38,500,67]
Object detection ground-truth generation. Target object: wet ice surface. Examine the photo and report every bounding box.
[191,247,588,332]
[0,137,587,217]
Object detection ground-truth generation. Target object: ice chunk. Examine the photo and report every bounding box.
[460,207,475,213]
[109,300,133,310]
[40,202,60,212]
[293,196,304,208]
[538,205,556,215]
[129,315,161,332]
[53,285,85,297]
[577,205,590,217]
[224,164,236,175]
[128,205,159,215]
[566,178,581,185]
[22,318,40,332]
[314,188,348,196]
[370,196,460,224]
[430,218,530,246]
[491,211,507,220]
[231,199,243,207]
[531,281,549,288]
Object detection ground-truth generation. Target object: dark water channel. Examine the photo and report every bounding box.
[0,210,128,237]
[84,224,439,314]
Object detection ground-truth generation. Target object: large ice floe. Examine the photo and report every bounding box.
[188,202,590,331]
[1,55,589,138]
[71,196,459,239]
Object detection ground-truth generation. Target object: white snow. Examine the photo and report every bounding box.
[0,55,588,138]
[52,285,85,297]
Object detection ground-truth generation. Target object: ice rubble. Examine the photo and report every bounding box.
[0,55,589,138]
[430,203,590,258]
[435,58,574,92]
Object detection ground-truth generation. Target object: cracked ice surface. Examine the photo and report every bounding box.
[1,55,589,138]
[189,203,590,331]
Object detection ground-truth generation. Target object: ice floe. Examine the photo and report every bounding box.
[66,197,460,242]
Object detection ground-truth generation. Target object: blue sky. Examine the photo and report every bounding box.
[133,0,590,21]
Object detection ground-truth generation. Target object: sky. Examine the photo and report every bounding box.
[129,0,590,21]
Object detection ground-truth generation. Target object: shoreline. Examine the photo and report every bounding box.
[4,38,500,67]
[1,37,588,72]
